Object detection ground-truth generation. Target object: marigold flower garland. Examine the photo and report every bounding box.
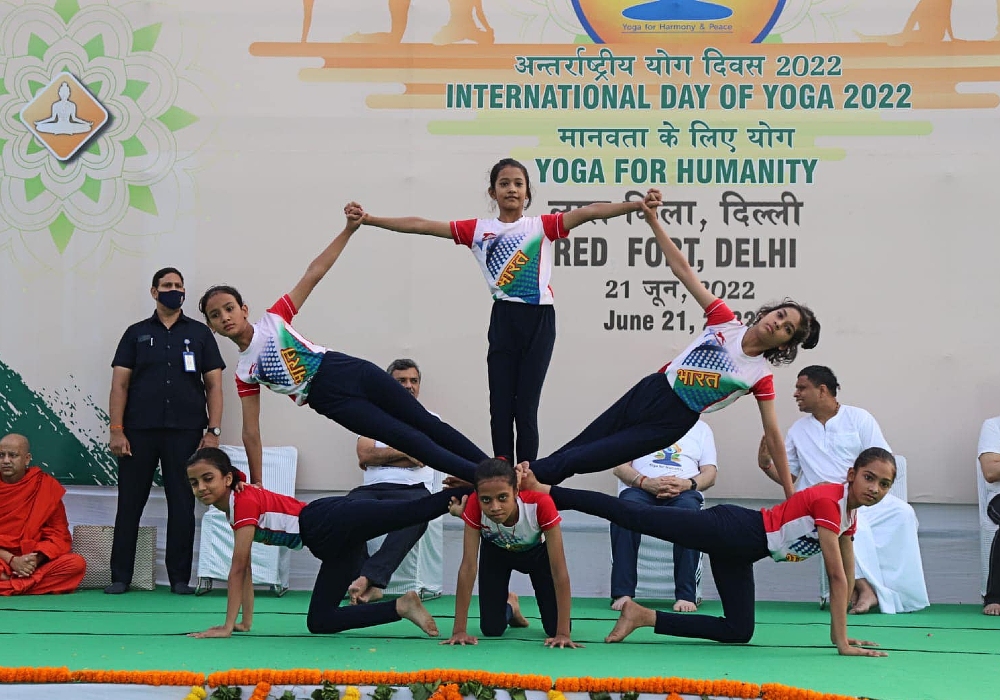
[0,666,864,699]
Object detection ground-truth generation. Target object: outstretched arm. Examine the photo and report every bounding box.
[562,189,660,231]
[362,210,453,239]
[639,200,716,311]
[758,400,794,499]
[543,525,582,649]
[189,526,255,638]
[819,529,886,657]
[287,204,364,311]
[240,393,263,486]
[442,525,481,646]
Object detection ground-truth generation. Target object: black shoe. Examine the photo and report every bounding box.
[171,582,196,595]
[104,582,128,594]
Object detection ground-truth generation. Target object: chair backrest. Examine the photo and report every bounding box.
[976,456,1000,527]
[890,454,908,502]
[220,445,298,496]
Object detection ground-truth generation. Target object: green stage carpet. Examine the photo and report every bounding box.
[2,590,997,700]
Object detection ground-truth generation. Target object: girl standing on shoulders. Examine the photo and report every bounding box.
[443,458,580,649]
[185,447,471,638]
[518,449,894,657]
[528,199,819,498]
[198,204,487,486]
[360,158,661,464]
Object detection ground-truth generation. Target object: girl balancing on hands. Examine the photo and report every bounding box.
[527,198,819,498]
[518,450,894,657]
[186,447,472,638]
[443,458,580,649]
[361,158,661,465]
[198,204,487,486]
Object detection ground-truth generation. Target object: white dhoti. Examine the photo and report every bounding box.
[852,494,929,613]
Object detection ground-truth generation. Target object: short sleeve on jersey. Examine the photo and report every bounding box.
[451,219,477,247]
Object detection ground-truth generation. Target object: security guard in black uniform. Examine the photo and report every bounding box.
[106,267,225,594]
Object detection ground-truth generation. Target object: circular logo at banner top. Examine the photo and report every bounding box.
[572,0,786,44]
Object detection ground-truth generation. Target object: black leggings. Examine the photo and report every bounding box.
[531,373,700,485]
[306,352,487,482]
[550,485,770,644]
[487,300,556,464]
[299,487,469,633]
[478,541,559,637]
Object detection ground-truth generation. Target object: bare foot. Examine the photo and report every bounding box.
[984,603,1000,616]
[611,595,632,611]
[605,599,655,643]
[358,585,384,604]
[396,591,439,636]
[508,592,530,628]
[849,593,879,614]
[0,571,8,581]
[673,599,697,612]
[348,575,370,604]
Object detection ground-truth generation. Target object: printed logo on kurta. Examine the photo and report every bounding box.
[785,534,820,561]
[649,444,683,468]
[480,232,543,303]
[671,337,747,408]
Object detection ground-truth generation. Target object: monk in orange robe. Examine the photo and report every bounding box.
[0,433,86,596]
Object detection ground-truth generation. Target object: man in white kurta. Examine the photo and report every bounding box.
[761,366,928,614]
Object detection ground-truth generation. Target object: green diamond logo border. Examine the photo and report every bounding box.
[20,71,110,162]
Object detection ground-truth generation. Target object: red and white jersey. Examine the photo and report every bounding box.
[450,214,568,305]
[662,300,774,413]
[234,295,328,405]
[760,483,857,563]
[462,490,561,552]
[228,486,306,550]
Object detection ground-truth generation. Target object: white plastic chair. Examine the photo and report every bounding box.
[977,458,1000,598]
[375,470,445,600]
[195,445,298,596]
[632,493,705,603]
[819,454,908,609]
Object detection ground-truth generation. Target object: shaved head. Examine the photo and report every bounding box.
[0,433,31,484]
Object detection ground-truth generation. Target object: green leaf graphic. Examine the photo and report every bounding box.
[121,135,147,157]
[27,34,49,59]
[49,212,74,253]
[24,175,45,202]
[83,34,105,61]
[131,23,162,53]
[157,105,198,132]
[122,79,149,102]
[128,183,158,215]
[81,175,102,203]
[54,0,81,24]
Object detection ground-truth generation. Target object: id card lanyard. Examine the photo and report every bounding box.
[182,339,196,373]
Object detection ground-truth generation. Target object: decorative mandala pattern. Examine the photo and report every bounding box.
[0,0,214,273]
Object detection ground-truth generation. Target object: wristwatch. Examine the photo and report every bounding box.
[206,427,221,437]
[688,478,698,491]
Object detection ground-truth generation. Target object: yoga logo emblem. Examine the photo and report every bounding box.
[572,0,785,44]
[20,72,108,162]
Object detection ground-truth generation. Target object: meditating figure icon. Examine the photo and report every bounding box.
[33,82,93,136]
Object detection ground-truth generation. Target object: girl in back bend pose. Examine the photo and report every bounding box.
[518,449,894,657]
[198,204,487,486]
[528,199,818,498]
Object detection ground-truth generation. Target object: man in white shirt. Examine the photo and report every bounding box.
[609,420,718,613]
[975,417,1000,616]
[760,365,928,614]
[347,359,439,604]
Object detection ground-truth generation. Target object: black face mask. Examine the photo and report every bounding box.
[157,289,185,310]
